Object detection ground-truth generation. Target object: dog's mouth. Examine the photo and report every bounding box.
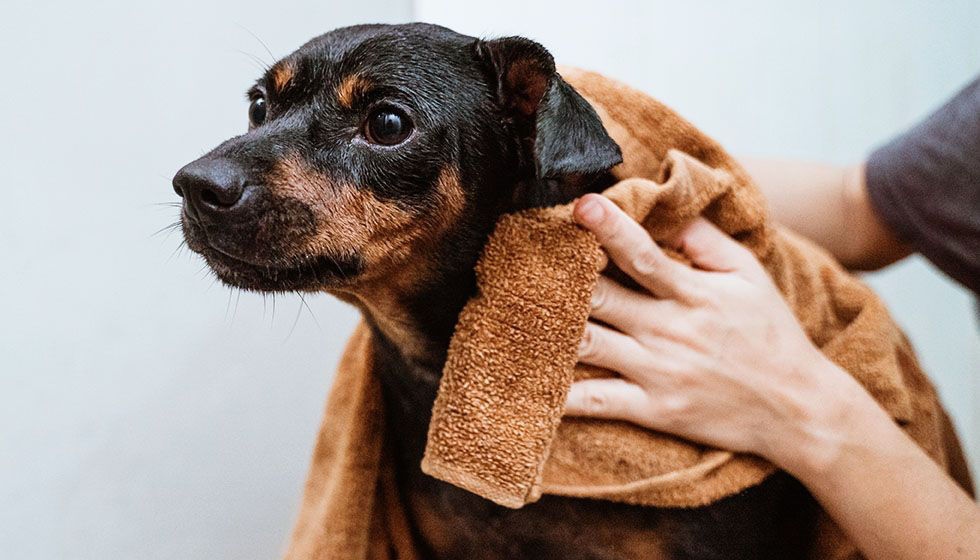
[203,245,361,292]
[181,215,362,292]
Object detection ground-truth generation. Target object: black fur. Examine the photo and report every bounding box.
[174,22,820,559]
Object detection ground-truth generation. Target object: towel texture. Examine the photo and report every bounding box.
[284,68,970,559]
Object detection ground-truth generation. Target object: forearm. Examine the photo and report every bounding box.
[740,158,911,269]
[770,360,980,560]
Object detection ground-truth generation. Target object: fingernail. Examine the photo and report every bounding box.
[577,198,604,225]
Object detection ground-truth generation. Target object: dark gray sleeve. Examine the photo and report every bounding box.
[865,75,980,295]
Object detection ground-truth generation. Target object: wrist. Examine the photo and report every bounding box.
[761,356,887,479]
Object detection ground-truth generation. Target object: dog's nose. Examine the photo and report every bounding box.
[173,157,248,217]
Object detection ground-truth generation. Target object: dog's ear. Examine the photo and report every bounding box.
[475,37,622,207]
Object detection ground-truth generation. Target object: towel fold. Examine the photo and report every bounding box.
[284,67,970,560]
[421,147,928,508]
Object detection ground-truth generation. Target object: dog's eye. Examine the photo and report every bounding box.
[365,108,412,145]
[248,96,267,127]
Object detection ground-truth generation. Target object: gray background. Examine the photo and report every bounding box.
[2,1,977,558]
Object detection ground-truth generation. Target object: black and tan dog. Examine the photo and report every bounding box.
[174,23,818,559]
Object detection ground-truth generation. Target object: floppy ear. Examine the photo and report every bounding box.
[475,37,622,207]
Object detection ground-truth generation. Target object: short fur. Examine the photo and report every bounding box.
[175,23,825,558]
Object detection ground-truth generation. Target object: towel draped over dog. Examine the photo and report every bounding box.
[283,68,971,560]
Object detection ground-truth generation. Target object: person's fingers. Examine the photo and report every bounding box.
[577,321,649,376]
[564,378,651,426]
[666,218,768,282]
[589,276,663,335]
[574,194,697,299]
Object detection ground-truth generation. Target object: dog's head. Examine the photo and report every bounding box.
[174,23,621,294]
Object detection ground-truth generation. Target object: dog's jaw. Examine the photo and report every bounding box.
[333,251,480,376]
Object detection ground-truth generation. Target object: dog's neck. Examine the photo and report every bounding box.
[356,275,472,374]
[334,250,478,379]
[331,261,477,464]
[332,188,512,384]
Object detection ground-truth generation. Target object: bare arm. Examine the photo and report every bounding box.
[790,376,980,560]
[565,194,979,560]
[739,158,912,270]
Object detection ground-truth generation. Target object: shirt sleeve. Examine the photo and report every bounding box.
[865,75,980,295]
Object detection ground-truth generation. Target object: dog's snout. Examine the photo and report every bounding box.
[173,157,249,217]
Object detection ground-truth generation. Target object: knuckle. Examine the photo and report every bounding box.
[658,394,691,418]
[662,359,699,388]
[629,248,660,277]
[590,283,607,310]
[677,281,708,305]
[670,368,698,390]
[578,328,598,359]
[582,388,611,415]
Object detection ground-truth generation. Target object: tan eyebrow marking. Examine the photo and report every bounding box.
[336,74,371,108]
[270,61,295,93]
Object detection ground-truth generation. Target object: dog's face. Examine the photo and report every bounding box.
[174,23,620,294]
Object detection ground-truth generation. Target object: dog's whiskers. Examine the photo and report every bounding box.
[195,262,213,287]
[326,254,350,281]
[205,274,220,293]
[166,239,187,264]
[236,24,277,66]
[232,288,242,322]
[299,293,320,329]
[236,49,272,73]
[286,296,304,341]
[224,285,235,321]
[151,220,183,239]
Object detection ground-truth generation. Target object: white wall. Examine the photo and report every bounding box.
[413,0,980,471]
[0,2,409,559]
[2,2,978,559]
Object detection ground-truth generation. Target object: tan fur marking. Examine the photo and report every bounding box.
[271,158,466,364]
[355,166,465,363]
[271,62,295,93]
[336,74,370,108]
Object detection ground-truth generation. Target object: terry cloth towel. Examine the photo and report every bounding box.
[284,68,973,560]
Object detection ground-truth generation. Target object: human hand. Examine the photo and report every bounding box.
[565,193,867,469]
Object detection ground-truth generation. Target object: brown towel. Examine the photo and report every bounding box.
[284,68,971,559]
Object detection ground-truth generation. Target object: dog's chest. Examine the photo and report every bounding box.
[395,459,817,560]
[374,345,815,560]
[397,449,671,560]
[375,356,671,559]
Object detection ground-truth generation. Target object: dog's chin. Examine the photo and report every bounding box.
[189,241,362,293]
[180,214,361,292]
